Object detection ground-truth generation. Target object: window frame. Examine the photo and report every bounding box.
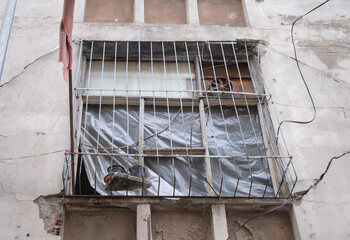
[70,40,295,198]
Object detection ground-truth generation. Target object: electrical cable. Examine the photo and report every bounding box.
[228,1,331,239]
[0,150,66,161]
[226,197,292,240]
[276,0,331,141]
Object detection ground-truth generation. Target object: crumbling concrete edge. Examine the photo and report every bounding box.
[34,192,64,237]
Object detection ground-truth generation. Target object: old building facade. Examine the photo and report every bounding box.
[0,0,349,239]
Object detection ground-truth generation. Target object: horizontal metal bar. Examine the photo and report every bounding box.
[75,87,270,97]
[208,41,261,45]
[66,151,292,159]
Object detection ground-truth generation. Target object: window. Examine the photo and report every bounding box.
[144,0,187,24]
[83,0,247,26]
[70,41,296,198]
[197,0,247,27]
[84,0,134,23]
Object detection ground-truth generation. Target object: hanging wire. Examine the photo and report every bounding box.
[228,1,331,238]
[227,197,292,240]
[276,0,331,140]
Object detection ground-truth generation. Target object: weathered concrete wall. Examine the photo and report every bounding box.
[144,0,187,24]
[226,210,295,240]
[197,0,246,27]
[63,210,136,240]
[0,0,349,239]
[152,210,212,240]
[84,0,134,23]
[0,0,73,239]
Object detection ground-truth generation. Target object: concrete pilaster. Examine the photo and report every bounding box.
[137,204,152,240]
[134,0,145,23]
[186,0,200,25]
[211,204,228,240]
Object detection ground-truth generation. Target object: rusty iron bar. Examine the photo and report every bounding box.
[69,69,75,195]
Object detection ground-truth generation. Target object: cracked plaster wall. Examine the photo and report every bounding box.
[0,0,349,239]
[226,210,294,240]
[0,0,84,239]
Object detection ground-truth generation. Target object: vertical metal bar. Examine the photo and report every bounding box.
[233,176,240,197]
[64,156,70,195]
[255,70,281,196]
[80,41,94,195]
[126,41,130,196]
[256,95,276,196]
[229,42,256,197]
[218,42,242,197]
[110,41,118,196]
[0,0,17,82]
[82,42,94,147]
[207,42,232,197]
[161,42,176,196]
[242,42,270,197]
[243,43,271,197]
[74,41,83,195]
[173,42,191,195]
[82,43,94,168]
[185,42,195,196]
[138,98,145,196]
[276,158,293,197]
[138,41,142,99]
[219,42,255,197]
[197,42,223,195]
[94,42,106,195]
[194,57,214,196]
[69,69,75,195]
[67,36,83,196]
[150,42,161,196]
[138,41,145,196]
[266,103,285,197]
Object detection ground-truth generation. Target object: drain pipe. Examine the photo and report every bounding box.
[0,0,17,83]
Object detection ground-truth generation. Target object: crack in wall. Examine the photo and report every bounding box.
[0,180,33,202]
[301,199,350,205]
[0,49,58,89]
[268,46,350,89]
[0,181,6,193]
[298,151,350,199]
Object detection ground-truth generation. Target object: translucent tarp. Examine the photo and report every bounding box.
[80,104,274,197]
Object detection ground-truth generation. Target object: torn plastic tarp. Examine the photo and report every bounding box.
[80,104,274,197]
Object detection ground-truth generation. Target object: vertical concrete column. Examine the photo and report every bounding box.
[186,0,200,25]
[211,204,228,240]
[137,204,153,240]
[134,0,145,23]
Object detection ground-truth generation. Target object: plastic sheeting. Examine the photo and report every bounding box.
[80,104,274,197]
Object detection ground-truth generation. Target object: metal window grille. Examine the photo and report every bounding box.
[64,40,297,198]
